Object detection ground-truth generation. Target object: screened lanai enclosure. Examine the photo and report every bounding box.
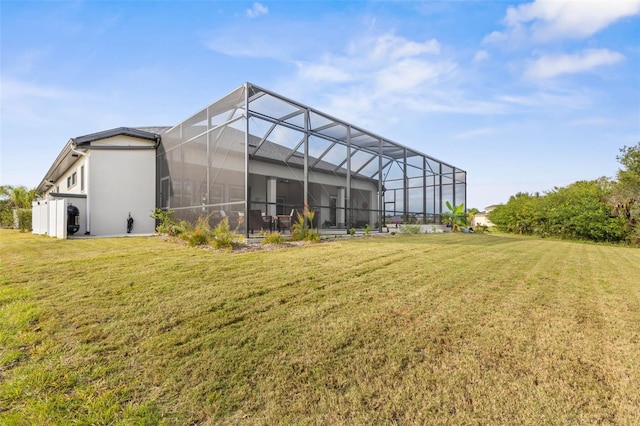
[157,83,466,235]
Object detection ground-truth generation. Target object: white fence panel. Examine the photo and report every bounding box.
[48,201,58,238]
[55,199,67,239]
[32,201,45,234]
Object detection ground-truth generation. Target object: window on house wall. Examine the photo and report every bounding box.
[67,171,78,190]
[80,166,85,191]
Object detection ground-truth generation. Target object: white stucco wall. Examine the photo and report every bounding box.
[250,160,378,194]
[249,160,380,228]
[474,213,494,227]
[89,148,156,235]
[43,157,86,197]
[474,206,497,227]
[250,162,378,199]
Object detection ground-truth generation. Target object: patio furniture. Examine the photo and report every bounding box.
[248,209,265,234]
[263,215,273,231]
[277,211,296,233]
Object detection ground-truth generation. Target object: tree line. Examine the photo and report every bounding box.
[0,185,38,231]
[488,143,639,246]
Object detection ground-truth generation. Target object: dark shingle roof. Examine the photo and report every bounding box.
[72,126,169,145]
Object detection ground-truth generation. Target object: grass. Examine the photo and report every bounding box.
[1,229,639,425]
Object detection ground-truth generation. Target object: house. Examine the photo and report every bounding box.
[473,205,497,227]
[34,83,467,238]
[33,127,168,238]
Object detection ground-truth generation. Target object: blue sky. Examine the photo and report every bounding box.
[1,0,639,209]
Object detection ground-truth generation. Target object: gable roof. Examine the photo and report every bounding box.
[72,126,170,146]
[37,127,169,194]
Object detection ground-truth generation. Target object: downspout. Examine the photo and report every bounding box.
[71,146,91,234]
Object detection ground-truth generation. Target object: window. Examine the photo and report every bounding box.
[80,166,85,191]
[67,171,78,189]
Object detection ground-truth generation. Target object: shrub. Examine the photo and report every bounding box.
[211,217,244,250]
[291,208,320,242]
[0,207,13,228]
[305,231,321,242]
[188,230,209,247]
[473,225,489,234]
[174,221,190,239]
[629,226,640,247]
[349,228,355,236]
[364,224,371,236]
[151,208,185,236]
[261,231,286,245]
[16,209,32,232]
[187,216,212,246]
[399,224,420,234]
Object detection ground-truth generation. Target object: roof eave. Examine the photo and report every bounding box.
[37,139,74,193]
[37,127,164,193]
[72,127,160,146]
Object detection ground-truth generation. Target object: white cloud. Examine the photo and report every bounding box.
[400,95,505,115]
[1,77,78,100]
[295,32,446,88]
[525,48,625,79]
[295,61,353,83]
[268,29,538,129]
[285,32,473,123]
[364,33,440,61]
[374,58,456,93]
[455,127,496,139]
[206,36,283,59]
[207,28,474,121]
[0,77,144,132]
[205,19,320,61]
[482,30,509,45]
[0,78,86,125]
[568,117,617,126]
[485,0,640,44]
[473,50,489,63]
[496,90,591,109]
[246,2,268,19]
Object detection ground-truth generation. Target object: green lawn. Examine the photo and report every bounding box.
[1,229,639,425]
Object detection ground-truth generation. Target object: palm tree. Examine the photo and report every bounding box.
[0,185,38,228]
[1,185,37,208]
[0,185,12,201]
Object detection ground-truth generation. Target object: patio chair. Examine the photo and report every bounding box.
[248,209,265,234]
[263,215,273,232]
[277,210,296,233]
